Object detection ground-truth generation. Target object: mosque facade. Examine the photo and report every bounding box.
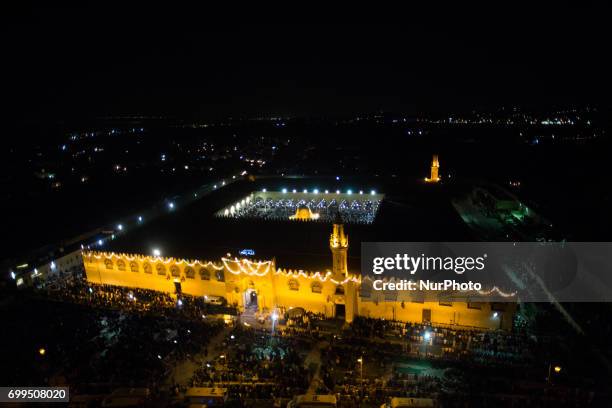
[82,219,514,330]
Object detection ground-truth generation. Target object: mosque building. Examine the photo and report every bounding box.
[82,217,515,330]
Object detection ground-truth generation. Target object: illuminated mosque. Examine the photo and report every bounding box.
[83,212,515,330]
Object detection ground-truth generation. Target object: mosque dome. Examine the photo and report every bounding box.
[290,205,319,221]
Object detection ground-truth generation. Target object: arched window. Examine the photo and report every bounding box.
[104,259,113,270]
[156,263,166,275]
[199,268,210,280]
[170,265,180,277]
[288,278,300,291]
[130,261,139,273]
[185,266,195,279]
[216,270,225,282]
[311,281,323,294]
[143,263,152,274]
[117,260,126,271]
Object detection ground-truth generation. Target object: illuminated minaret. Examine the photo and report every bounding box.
[329,214,348,279]
[425,154,440,183]
[329,213,356,323]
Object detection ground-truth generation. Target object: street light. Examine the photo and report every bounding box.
[357,356,363,386]
[152,248,161,257]
[547,363,562,384]
[271,312,278,333]
[424,331,432,357]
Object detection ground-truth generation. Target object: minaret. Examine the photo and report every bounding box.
[425,154,440,183]
[329,213,348,279]
[329,213,356,323]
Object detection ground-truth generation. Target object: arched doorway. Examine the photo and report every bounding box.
[244,288,258,311]
[335,303,346,319]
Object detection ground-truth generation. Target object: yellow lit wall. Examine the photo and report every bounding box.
[82,251,514,330]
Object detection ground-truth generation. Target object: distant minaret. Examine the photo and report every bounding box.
[425,154,440,183]
[329,213,348,279]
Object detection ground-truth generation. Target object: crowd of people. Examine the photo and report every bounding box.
[350,316,532,364]
[190,326,310,402]
[220,196,381,224]
[2,292,225,399]
[9,276,599,406]
[38,280,237,321]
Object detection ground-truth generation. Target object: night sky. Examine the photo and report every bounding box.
[2,6,610,125]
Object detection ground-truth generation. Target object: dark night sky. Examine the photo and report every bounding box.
[1,6,610,125]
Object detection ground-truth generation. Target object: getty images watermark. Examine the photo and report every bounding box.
[361,242,612,302]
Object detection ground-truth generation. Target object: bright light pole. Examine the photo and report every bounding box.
[547,364,562,384]
[424,331,432,357]
[271,311,278,333]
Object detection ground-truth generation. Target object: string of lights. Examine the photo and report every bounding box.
[84,250,361,283]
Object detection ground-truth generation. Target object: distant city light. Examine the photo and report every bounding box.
[50,261,56,270]
[282,188,287,193]
[359,190,363,195]
[177,299,183,307]
[117,224,123,231]
[424,331,431,341]
[347,189,353,195]
[153,248,161,257]
[313,189,319,194]
[303,189,308,193]
[168,202,175,209]
[98,239,103,246]
[213,185,217,189]
[371,190,376,195]
[336,190,340,194]
[336,176,340,181]
[262,188,267,192]
[10,271,16,280]
[493,312,498,318]
[292,189,297,193]
[137,216,143,222]
[38,348,46,356]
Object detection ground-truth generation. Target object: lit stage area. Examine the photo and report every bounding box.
[216,189,384,224]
